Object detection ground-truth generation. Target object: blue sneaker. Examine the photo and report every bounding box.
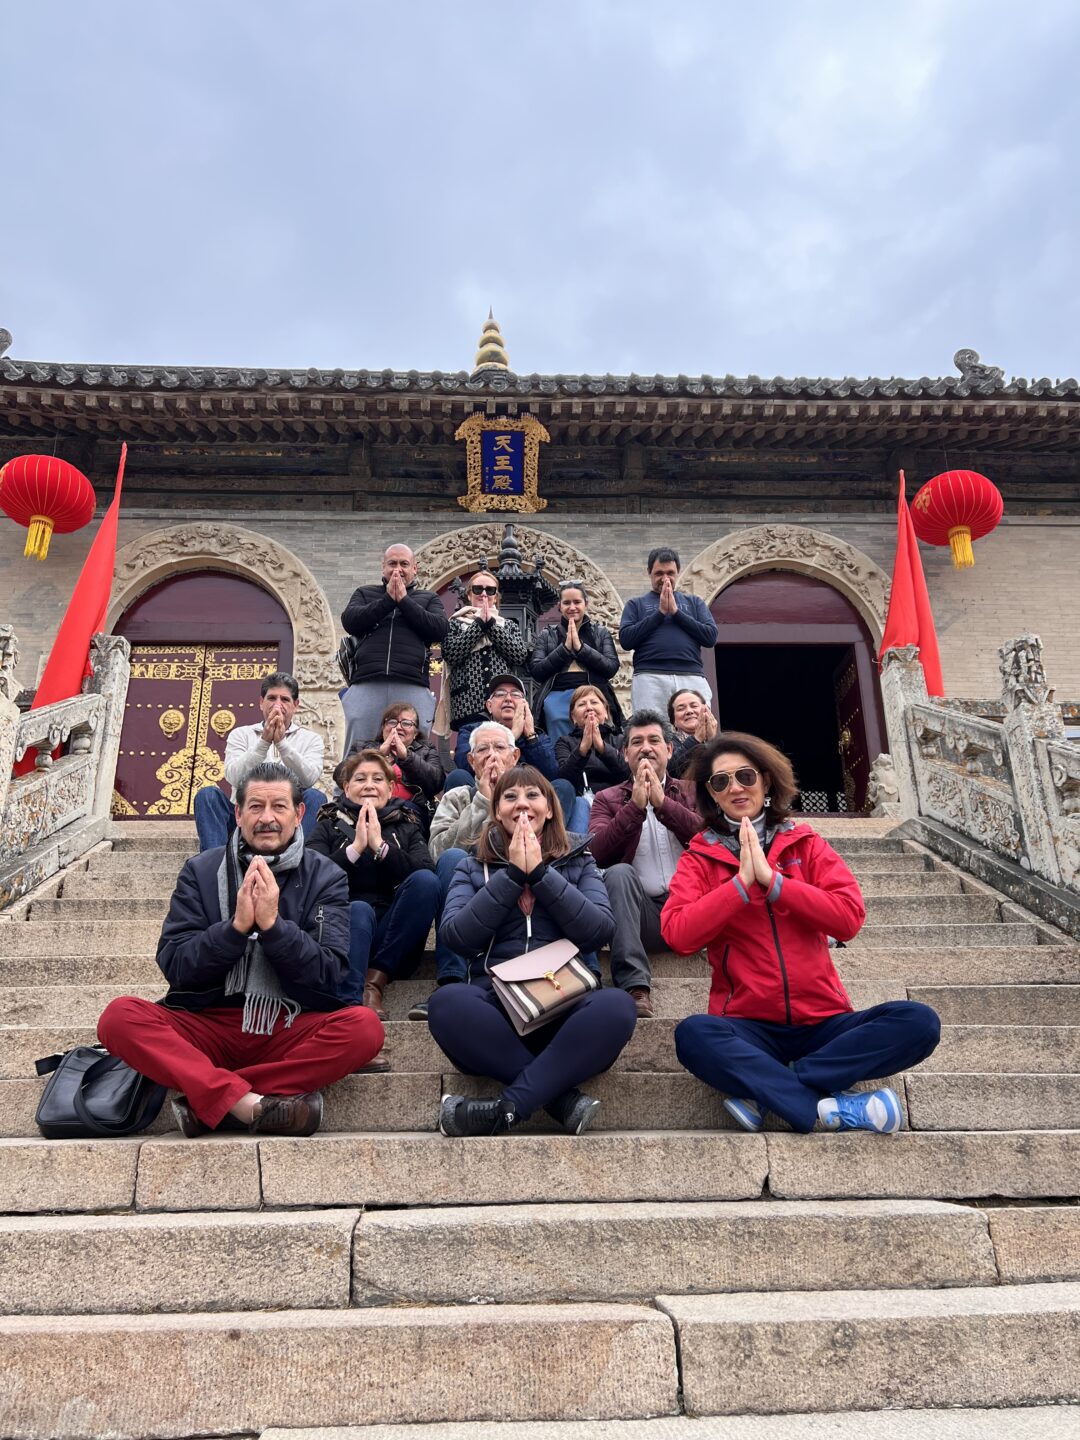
[723,1096,764,1132]
[818,1087,903,1134]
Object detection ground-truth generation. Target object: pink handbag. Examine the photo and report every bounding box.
[489,938,600,1036]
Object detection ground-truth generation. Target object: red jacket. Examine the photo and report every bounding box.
[660,821,865,1025]
[588,774,700,870]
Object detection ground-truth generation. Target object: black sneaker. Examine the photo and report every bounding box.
[545,1088,602,1136]
[438,1094,518,1137]
[407,998,430,1021]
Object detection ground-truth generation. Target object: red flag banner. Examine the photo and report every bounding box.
[15,444,127,772]
[878,468,945,698]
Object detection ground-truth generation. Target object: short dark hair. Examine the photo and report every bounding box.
[235,761,303,808]
[261,672,299,701]
[667,687,704,723]
[647,547,680,572]
[690,731,799,826]
[623,708,673,745]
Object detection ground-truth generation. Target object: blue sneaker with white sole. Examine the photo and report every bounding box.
[723,1096,764,1132]
[817,1087,903,1134]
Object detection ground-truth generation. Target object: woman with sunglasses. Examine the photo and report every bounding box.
[442,570,528,768]
[430,765,636,1137]
[528,581,623,743]
[661,732,940,1136]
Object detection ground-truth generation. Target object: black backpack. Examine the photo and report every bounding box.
[35,1045,168,1139]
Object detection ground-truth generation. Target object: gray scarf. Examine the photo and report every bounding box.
[217,827,306,1035]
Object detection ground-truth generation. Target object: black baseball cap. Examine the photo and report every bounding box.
[487,674,526,699]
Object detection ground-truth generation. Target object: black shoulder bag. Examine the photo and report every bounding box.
[35,1045,168,1139]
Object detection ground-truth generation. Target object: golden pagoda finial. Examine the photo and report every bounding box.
[472,309,510,375]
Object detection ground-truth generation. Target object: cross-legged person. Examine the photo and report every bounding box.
[193,671,326,852]
[589,708,700,1018]
[307,749,439,1022]
[662,732,941,1135]
[430,766,636,1137]
[98,762,384,1137]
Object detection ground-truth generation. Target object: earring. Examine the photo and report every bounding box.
[764,795,771,808]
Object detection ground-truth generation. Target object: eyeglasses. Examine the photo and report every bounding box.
[392,719,418,731]
[490,687,521,700]
[473,742,511,757]
[707,766,760,794]
[470,585,499,597]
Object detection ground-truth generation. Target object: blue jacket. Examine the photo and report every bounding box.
[618,590,718,674]
[440,836,615,977]
[156,845,352,1014]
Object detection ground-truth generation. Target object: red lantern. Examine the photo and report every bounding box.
[910,469,1003,570]
[0,455,96,560]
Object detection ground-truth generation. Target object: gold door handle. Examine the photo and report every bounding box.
[838,727,852,753]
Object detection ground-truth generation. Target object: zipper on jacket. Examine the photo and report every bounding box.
[765,902,792,1025]
[719,944,734,1015]
[315,905,324,944]
[385,610,396,676]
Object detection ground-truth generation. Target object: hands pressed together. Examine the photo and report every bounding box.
[631,759,665,812]
[260,710,288,746]
[577,713,605,755]
[738,816,774,893]
[507,811,543,875]
[352,802,384,854]
[565,616,582,653]
[386,571,408,604]
[508,696,534,743]
[658,576,678,617]
[233,858,280,933]
[380,725,408,760]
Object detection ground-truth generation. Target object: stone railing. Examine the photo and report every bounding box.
[0,629,130,910]
[876,634,1080,912]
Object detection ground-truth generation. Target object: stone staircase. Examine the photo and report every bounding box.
[1,820,1079,1440]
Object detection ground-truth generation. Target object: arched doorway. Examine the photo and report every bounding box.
[112,572,293,819]
[703,571,885,813]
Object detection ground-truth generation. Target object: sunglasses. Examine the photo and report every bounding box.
[470,585,498,596]
[707,766,760,795]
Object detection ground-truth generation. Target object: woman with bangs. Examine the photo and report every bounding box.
[660,731,940,1136]
[430,765,636,1137]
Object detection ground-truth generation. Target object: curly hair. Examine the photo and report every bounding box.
[689,731,799,826]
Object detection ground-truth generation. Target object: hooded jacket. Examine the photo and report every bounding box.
[341,580,448,687]
[307,798,434,908]
[660,821,865,1025]
[440,831,615,976]
[528,617,624,729]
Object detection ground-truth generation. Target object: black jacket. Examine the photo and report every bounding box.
[348,736,445,801]
[341,581,448,687]
[307,799,434,909]
[555,725,631,796]
[156,846,352,1013]
[528,618,623,729]
[443,613,529,728]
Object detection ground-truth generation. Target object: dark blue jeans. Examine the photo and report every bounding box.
[344,869,442,1002]
[434,848,470,984]
[193,783,325,852]
[675,1001,941,1133]
[428,980,637,1121]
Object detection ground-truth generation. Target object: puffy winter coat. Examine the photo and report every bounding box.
[156,846,351,1013]
[555,725,631,796]
[341,581,448,687]
[660,821,865,1025]
[348,736,445,803]
[442,611,528,728]
[528,618,624,729]
[307,799,434,909]
[440,833,615,976]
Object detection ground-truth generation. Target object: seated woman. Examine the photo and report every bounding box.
[554,684,630,834]
[430,765,636,1137]
[667,687,718,779]
[661,732,940,1135]
[528,580,623,743]
[443,569,528,770]
[348,701,445,837]
[308,750,440,1021]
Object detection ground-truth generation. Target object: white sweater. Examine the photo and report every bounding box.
[222,722,324,790]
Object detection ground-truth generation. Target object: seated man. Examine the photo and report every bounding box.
[444,674,576,823]
[194,672,326,853]
[98,761,384,1137]
[589,709,700,1018]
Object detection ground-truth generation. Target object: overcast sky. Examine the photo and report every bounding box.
[3,2,1077,382]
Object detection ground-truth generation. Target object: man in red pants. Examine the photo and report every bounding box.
[98,761,384,1136]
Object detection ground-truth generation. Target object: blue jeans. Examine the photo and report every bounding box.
[193,783,326,852]
[434,848,470,984]
[541,690,574,743]
[345,869,442,1001]
[675,1001,941,1133]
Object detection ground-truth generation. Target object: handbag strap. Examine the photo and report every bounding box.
[72,1055,163,1138]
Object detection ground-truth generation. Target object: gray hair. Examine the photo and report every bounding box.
[469,720,516,752]
[623,708,674,746]
[235,761,304,807]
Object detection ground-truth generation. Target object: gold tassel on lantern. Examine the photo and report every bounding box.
[24,515,55,560]
[947,526,975,569]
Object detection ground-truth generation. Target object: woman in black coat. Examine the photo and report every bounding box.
[308,749,439,1020]
[429,764,636,1138]
[349,700,445,837]
[554,685,631,824]
[528,581,623,741]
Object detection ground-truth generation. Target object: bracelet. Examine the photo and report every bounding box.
[373,841,390,862]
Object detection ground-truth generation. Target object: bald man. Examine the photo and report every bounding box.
[340,544,448,757]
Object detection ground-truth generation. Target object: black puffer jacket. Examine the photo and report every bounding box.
[307,799,434,910]
[341,581,448,687]
[442,611,528,728]
[528,618,623,729]
[555,725,631,796]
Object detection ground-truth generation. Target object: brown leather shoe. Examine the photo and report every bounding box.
[353,1057,392,1074]
[628,986,654,1018]
[248,1091,324,1137]
[363,967,390,1021]
[170,1096,207,1137]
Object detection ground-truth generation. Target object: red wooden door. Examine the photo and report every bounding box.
[832,648,870,812]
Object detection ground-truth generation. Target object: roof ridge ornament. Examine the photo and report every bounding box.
[0,329,11,359]
[953,348,1005,387]
[472,309,511,377]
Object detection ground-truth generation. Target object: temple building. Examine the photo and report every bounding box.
[1,318,1077,819]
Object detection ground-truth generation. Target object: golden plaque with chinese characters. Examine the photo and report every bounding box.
[455,414,550,514]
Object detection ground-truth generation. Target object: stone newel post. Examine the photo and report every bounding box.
[878,644,929,821]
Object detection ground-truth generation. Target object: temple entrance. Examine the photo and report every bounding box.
[703,571,885,813]
[111,572,293,819]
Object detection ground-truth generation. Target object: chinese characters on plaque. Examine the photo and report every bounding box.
[456,414,550,512]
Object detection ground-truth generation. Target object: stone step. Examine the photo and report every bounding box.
[88,848,193,874]
[257,1407,1080,1440]
[658,1281,1080,1415]
[0,1209,359,1315]
[851,922,1038,948]
[988,1205,1080,1283]
[351,1198,996,1305]
[0,1303,677,1439]
[931,1024,1080,1074]
[909,984,1080,1025]
[835,947,1080,983]
[906,1071,1080,1130]
[108,829,197,852]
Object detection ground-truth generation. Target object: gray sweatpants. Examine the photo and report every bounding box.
[340,681,436,760]
[630,671,712,716]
